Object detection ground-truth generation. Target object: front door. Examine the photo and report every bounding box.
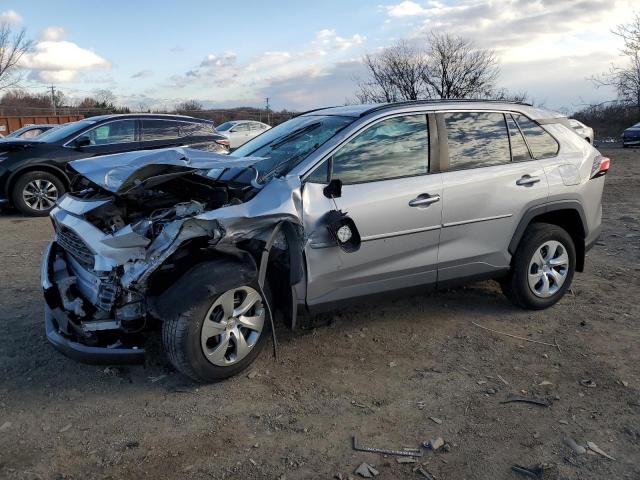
[73,119,140,157]
[437,111,549,281]
[303,114,443,307]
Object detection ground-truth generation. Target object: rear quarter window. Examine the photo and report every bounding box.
[514,114,559,159]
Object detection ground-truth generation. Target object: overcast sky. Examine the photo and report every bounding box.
[4,0,637,112]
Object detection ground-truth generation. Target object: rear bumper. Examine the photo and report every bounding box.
[42,241,145,365]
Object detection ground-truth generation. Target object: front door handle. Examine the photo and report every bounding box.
[516,175,541,186]
[409,194,441,207]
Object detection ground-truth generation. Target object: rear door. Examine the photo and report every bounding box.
[228,122,252,148]
[303,113,443,306]
[140,119,184,149]
[437,111,549,282]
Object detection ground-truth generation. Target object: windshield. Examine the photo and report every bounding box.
[231,115,354,178]
[216,122,235,132]
[35,120,97,143]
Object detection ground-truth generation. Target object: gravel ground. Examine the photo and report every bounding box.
[0,146,638,480]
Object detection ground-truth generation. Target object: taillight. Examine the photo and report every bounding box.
[590,155,610,179]
[215,139,230,149]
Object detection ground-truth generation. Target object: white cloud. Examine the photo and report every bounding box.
[131,69,154,79]
[200,52,237,68]
[314,29,366,52]
[40,26,66,42]
[0,10,22,24]
[386,1,429,17]
[21,37,110,83]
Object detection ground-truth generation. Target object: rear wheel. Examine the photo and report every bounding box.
[501,223,576,310]
[11,171,65,216]
[162,282,271,382]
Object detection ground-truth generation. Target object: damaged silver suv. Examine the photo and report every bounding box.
[41,101,608,382]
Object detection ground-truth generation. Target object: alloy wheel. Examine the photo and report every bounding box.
[527,240,569,298]
[22,179,59,211]
[200,286,265,366]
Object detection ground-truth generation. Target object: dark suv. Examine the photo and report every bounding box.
[0,114,229,216]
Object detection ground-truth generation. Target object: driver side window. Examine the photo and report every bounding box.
[85,120,136,146]
[331,115,429,184]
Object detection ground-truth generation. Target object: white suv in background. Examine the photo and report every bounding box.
[216,120,271,148]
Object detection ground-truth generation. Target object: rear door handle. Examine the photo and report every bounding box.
[409,194,441,207]
[516,175,541,186]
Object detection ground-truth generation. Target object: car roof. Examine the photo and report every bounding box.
[301,100,565,121]
[86,113,214,123]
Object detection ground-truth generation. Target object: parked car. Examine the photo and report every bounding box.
[0,114,230,216]
[622,122,640,148]
[568,119,594,144]
[41,100,608,382]
[215,120,271,148]
[1,124,57,140]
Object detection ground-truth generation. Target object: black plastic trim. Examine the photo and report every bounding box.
[45,305,145,365]
[508,201,588,255]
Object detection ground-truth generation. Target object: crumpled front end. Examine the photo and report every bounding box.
[41,147,304,364]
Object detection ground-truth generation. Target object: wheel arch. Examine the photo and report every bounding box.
[7,164,71,199]
[509,202,587,272]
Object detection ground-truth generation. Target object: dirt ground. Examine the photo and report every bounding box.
[0,146,638,480]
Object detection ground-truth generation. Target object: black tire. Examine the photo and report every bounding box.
[162,281,272,383]
[501,223,576,310]
[11,171,66,216]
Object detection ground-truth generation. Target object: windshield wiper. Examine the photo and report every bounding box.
[269,122,321,150]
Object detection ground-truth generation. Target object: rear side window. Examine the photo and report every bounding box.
[444,112,510,170]
[506,115,531,162]
[331,114,428,184]
[141,120,179,141]
[513,114,559,158]
[233,123,250,132]
[179,122,214,137]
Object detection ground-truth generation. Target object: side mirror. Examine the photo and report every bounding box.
[323,178,342,199]
[73,136,91,148]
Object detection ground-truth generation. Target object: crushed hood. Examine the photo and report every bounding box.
[68,147,267,193]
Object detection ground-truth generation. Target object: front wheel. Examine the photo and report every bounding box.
[501,223,576,310]
[11,171,65,216]
[162,283,271,382]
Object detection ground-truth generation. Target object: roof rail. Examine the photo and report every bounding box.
[295,105,343,117]
[358,99,533,117]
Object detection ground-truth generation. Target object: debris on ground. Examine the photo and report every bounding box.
[511,463,557,478]
[148,375,166,383]
[354,462,379,478]
[58,423,72,433]
[580,379,597,388]
[586,441,616,460]
[422,436,445,451]
[497,374,510,385]
[563,437,586,455]
[0,421,11,432]
[413,466,435,479]
[486,388,497,395]
[471,321,561,350]
[500,395,551,407]
[538,380,553,386]
[396,456,417,464]
[352,436,423,457]
[126,441,140,449]
[429,416,442,425]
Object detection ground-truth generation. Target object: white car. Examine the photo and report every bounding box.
[568,119,594,144]
[216,120,271,149]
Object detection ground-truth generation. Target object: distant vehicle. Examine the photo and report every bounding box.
[0,114,230,216]
[622,122,640,148]
[216,120,271,149]
[568,119,594,144]
[1,124,57,140]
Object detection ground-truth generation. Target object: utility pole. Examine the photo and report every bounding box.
[265,97,270,125]
[50,85,57,115]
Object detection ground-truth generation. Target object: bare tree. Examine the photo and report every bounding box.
[0,22,32,90]
[175,99,203,113]
[591,12,640,107]
[356,41,429,103]
[95,89,116,105]
[356,33,500,103]
[422,32,499,99]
